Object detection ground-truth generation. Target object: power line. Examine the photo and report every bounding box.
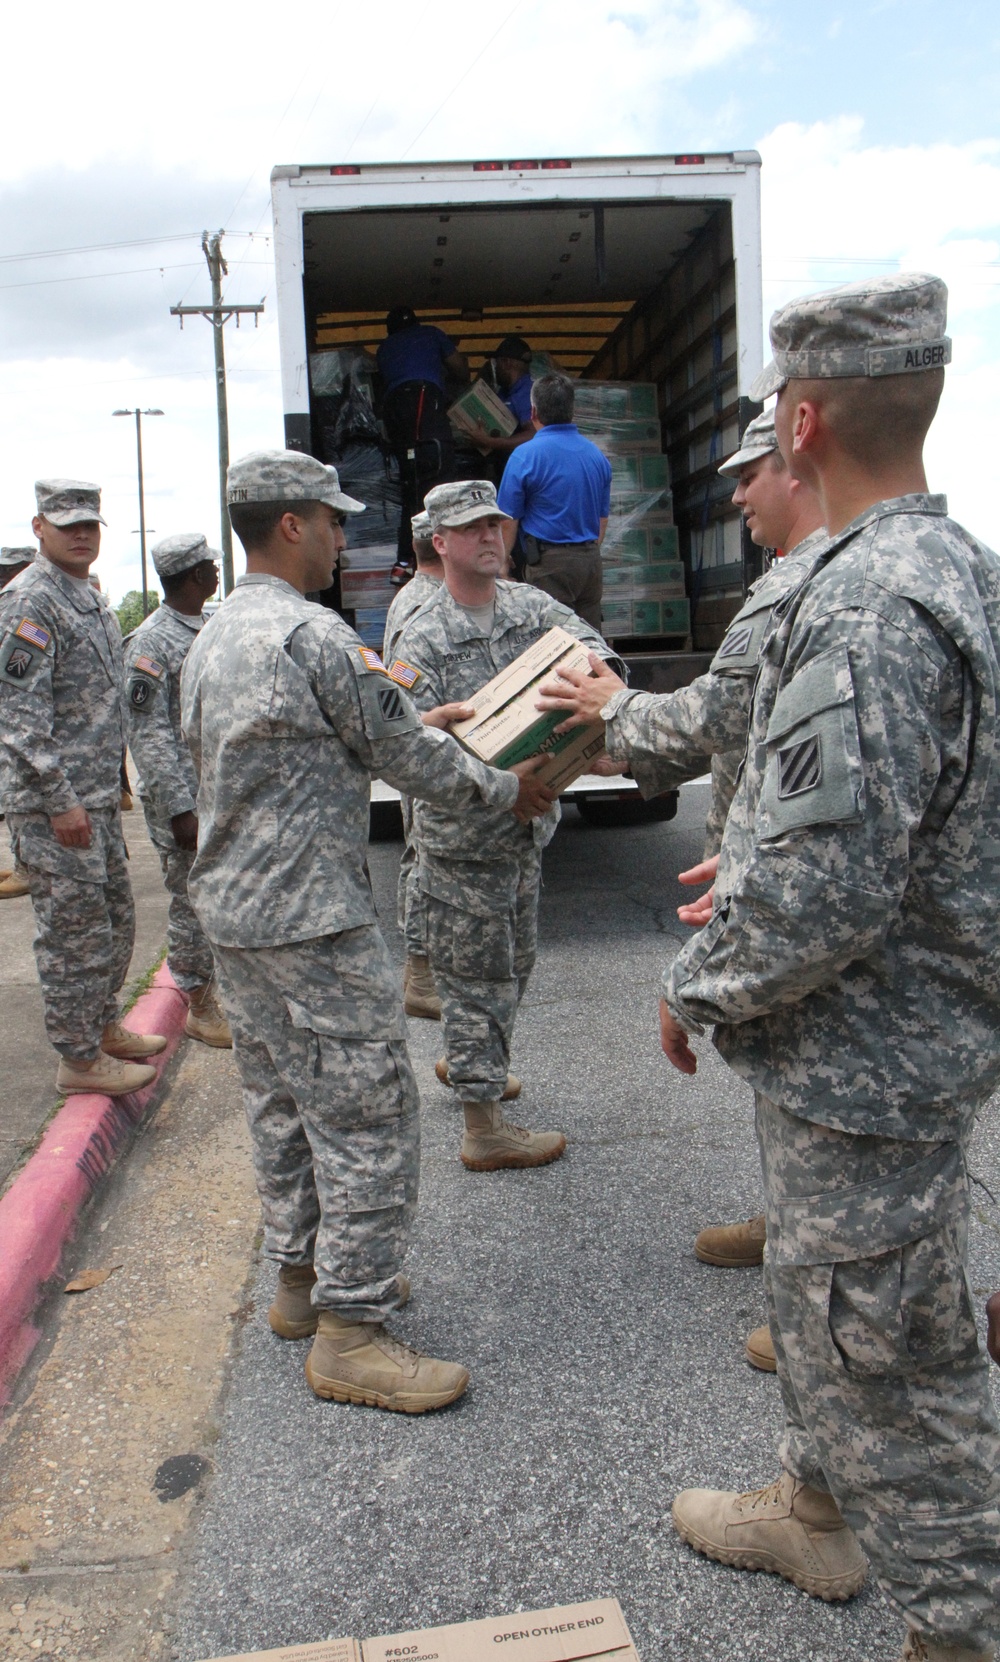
[0,260,272,294]
[400,0,527,160]
[0,230,264,267]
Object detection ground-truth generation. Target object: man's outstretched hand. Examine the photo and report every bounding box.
[422,701,475,730]
[677,854,719,927]
[660,998,697,1074]
[510,755,559,824]
[987,1291,1000,1365]
[535,651,626,732]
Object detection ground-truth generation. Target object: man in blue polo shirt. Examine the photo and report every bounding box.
[473,337,536,467]
[497,372,611,627]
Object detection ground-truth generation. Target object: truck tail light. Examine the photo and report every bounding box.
[472,161,504,172]
[509,160,540,170]
[541,159,572,169]
[330,165,361,175]
[674,155,705,166]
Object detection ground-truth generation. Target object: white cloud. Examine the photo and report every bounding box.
[757,118,1000,546]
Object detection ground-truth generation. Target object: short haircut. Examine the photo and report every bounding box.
[768,448,787,475]
[788,369,944,467]
[532,373,575,426]
[161,567,199,598]
[413,534,441,568]
[228,499,324,551]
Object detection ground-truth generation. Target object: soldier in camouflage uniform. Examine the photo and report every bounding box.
[660,276,1000,1662]
[382,510,445,1021]
[123,532,231,1047]
[395,479,624,1171]
[180,450,554,1415]
[0,481,166,1097]
[535,409,826,1365]
[0,546,37,899]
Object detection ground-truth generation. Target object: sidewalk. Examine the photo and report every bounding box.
[0,802,169,1197]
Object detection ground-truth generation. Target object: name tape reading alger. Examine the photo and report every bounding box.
[449,625,608,793]
[199,1596,638,1662]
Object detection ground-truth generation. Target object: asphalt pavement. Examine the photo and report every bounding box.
[169,777,1000,1662]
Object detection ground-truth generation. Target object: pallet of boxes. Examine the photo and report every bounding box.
[573,382,690,649]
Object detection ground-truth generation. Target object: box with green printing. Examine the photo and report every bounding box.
[575,416,661,454]
[574,381,659,421]
[610,453,671,491]
[630,599,691,635]
[450,626,608,792]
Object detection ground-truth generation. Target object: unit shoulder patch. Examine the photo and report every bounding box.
[15,617,51,651]
[357,646,387,674]
[388,658,421,689]
[777,735,822,799]
[0,635,45,687]
[717,623,754,660]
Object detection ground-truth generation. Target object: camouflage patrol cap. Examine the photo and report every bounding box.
[718,409,778,477]
[751,272,951,402]
[35,478,105,527]
[424,479,510,531]
[411,511,432,539]
[0,545,35,568]
[226,450,365,514]
[152,531,221,579]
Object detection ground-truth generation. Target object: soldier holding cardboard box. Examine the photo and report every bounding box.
[395,479,623,1171]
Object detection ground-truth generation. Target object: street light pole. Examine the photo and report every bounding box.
[113,408,163,617]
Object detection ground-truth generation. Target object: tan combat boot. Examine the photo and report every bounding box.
[745,1322,777,1372]
[268,1266,411,1340]
[57,1053,157,1097]
[403,955,441,1020]
[901,1630,996,1661]
[185,981,233,1048]
[694,1212,766,1266]
[434,1057,521,1101]
[460,1101,566,1172]
[671,1470,867,1601]
[0,868,30,898]
[101,1020,167,1060]
[304,1312,468,1413]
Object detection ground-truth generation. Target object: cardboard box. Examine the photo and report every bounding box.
[199,1642,360,1662]
[601,599,633,635]
[198,1598,637,1662]
[601,563,685,599]
[575,417,661,454]
[353,606,390,648]
[341,545,397,572]
[340,571,396,608]
[573,381,658,421]
[450,625,608,792]
[604,526,679,565]
[631,599,691,635]
[609,454,671,492]
[365,1598,637,1662]
[449,380,517,453]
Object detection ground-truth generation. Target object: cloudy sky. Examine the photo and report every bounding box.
[2,0,998,601]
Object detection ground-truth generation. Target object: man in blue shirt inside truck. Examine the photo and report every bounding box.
[376,306,469,567]
[497,372,612,627]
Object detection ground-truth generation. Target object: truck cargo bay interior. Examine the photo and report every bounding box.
[301,195,758,656]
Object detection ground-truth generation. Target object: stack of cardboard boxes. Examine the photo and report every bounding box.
[574,382,690,644]
[338,544,397,649]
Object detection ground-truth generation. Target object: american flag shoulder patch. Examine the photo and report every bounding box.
[357,646,387,673]
[134,654,164,678]
[388,659,420,689]
[15,618,51,650]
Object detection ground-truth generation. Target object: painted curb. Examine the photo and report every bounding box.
[0,962,188,1408]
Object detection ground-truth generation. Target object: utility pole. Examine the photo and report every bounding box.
[171,231,264,596]
[112,407,163,617]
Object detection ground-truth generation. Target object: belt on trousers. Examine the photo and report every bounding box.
[522,534,598,566]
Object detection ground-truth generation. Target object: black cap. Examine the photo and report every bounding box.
[493,335,532,363]
[386,305,418,335]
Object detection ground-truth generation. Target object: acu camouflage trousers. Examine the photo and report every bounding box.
[143,810,216,993]
[417,843,542,1102]
[212,924,419,1323]
[9,807,135,1060]
[756,1093,1000,1653]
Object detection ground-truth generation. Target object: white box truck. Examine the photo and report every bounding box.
[270,152,763,827]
